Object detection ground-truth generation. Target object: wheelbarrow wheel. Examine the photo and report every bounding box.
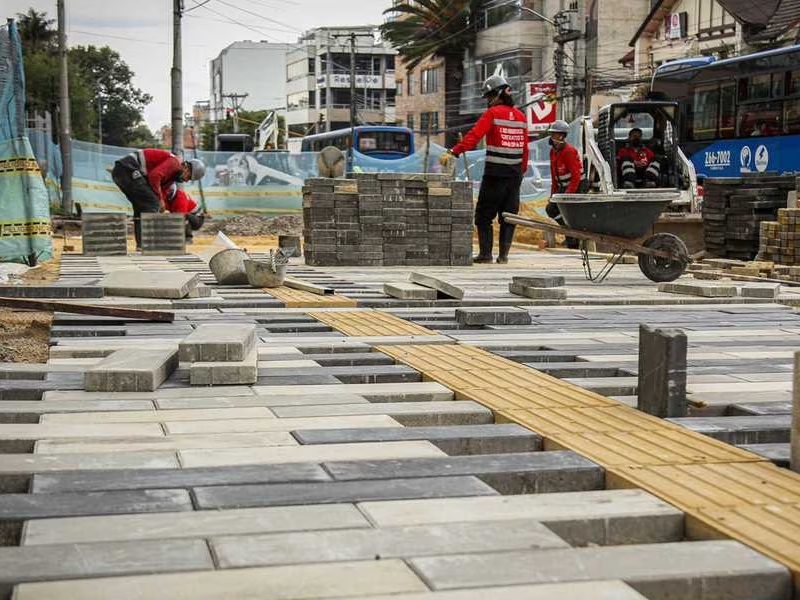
[638,233,689,282]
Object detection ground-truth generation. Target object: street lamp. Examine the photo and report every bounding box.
[518,5,557,26]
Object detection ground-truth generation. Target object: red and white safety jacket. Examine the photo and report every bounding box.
[549,142,582,194]
[616,145,655,169]
[127,148,183,207]
[451,104,529,178]
[166,185,202,216]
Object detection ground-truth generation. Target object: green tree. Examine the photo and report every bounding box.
[15,9,56,53]
[70,45,153,147]
[381,0,491,147]
[126,123,158,149]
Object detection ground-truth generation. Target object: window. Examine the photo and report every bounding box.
[719,84,735,139]
[742,74,771,101]
[308,57,316,75]
[407,73,415,96]
[287,91,311,111]
[785,98,800,134]
[737,102,783,137]
[420,111,439,133]
[287,59,310,80]
[789,70,800,95]
[692,85,719,141]
[479,0,520,29]
[421,67,438,94]
[406,114,415,132]
[396,81,403,96]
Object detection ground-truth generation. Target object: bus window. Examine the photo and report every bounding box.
[692,85,718,141]
[719,84,735,139]
[738,102,783,137]
[786,98,800,134]
[746,74,771,101]
[790,70,800,95]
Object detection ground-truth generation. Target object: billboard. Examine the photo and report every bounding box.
[526,82,558,133]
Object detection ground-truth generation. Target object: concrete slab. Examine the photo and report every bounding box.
[512,275,566,288]
[190,348,259,385]
[178,323,256,362]
[164,415,401,435]
[251,382,454,402]
[100,270,199,299]
[383,282,438,300]
[409,272,465,300]
[321,582,648,600]
[179,440,446,468]
[12,560,428,600]
[293,424,541,455]
[269,402,493,427]
[154,394,371,410]
[85,347,178,392]
[658,282,738,297]
[0,539,212,597]
[455,307,532,326]
[40,407,274,424]
[667,415,790,444]
[0,452,179,477]
[193,475,498,509]
[211,520,569,568]
[408,541,790,600]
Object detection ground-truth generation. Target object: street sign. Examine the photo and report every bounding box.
[526,82,557,133]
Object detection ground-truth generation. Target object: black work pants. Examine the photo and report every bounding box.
[111,155,161,247]
[475,174,521,230]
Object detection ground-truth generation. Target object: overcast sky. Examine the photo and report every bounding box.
[5,0,394,131]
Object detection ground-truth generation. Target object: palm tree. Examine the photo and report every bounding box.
[16,9,57,53]
[381,0,490,147]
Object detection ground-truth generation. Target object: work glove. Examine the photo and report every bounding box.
[438,150,454,167]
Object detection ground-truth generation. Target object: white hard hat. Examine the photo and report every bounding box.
[186,158,206,181]
[482,75,510,98]
[547,120,570,134]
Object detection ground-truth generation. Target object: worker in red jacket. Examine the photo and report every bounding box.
[545,120,582,248]
[165,185,206,242]
[616,127,660,188]
[440,75,529,264]
[111,148,206,249]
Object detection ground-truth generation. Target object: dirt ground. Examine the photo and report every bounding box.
[0,311,51,363]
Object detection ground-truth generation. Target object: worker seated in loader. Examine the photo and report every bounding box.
[616,127,661,189]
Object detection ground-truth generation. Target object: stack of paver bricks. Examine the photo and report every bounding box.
[81,212,128,256]
[758,209,800,265]
[302,173,473,267]
[140,213,186,255]
[702,173,796,260]
[179,324,258,386]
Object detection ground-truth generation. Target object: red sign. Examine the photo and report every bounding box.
[526,82,557,132]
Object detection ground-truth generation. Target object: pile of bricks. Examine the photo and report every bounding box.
[302,173,473,267]
[81,212,128,256]
[758,209,800,265]
[702,173,796,260]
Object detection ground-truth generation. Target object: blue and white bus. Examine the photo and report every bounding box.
[650,44,800,179]
[299,125,414,159]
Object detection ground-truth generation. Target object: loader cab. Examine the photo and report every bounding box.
[595,102,680,191]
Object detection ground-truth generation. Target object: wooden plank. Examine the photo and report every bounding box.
[0,297,174,322]
[282,277,333,296]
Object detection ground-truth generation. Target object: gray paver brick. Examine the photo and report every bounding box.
[455,307,532,326]
[178,323,256,362]
[85,347,178,392]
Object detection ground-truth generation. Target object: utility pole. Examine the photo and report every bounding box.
[57,0,73,215]
[171,0,184,155]
[222,93,248,133]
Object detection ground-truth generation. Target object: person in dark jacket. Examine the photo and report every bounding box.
[111,149,205,248]
[440,75,529,264]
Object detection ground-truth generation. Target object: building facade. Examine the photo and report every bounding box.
[284,27,397,141]
[394,56,446,146]
[210,41,293,122]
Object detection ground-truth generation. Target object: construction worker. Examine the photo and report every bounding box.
[617,127,660,188]
[545,120,582,248]
[439,75,528,264]
[165,184,206,242]
[111,149,205,248]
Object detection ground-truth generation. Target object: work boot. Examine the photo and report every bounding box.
[496,223,515,264]
[474,226,493,263]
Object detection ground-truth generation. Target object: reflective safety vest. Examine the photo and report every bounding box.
[451,104,529,178]
[549,143,582,194]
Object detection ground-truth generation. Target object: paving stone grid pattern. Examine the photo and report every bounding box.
[2,251,800,598]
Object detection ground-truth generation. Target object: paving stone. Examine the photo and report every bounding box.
[85,347,179,392]
[510,284,569,299]
[12,560,428,600]
[178,323,256,362]
[729,401,793,416]
[0,539,213,597]
[638,324,687,418]
[668,415,790,444]
[179,440,445,468]
[455,307,532,326]
[0,285,104,299]
[512,275,566,288]
[383,282,438,300]
[409,272,465,300]
[407,540,791,600]
[322,582,648,600]
[164,415,401,435]
[101,270,200,299]
[0,400,156,423]
[194,475,498,509]
[658,282,738,297]
[257,365,421,385]
[190,348,259,385]
[154,393,370,410]
[251,382,454,402]
[269,401,493,427]
[43,385,257,401]
[212,519,569,568]
[293,424,541,455]
[323,451,603,494]
[740,284,781,298]
[41,407,274,424]
[34,432,297,455]
[360,488,683,546]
